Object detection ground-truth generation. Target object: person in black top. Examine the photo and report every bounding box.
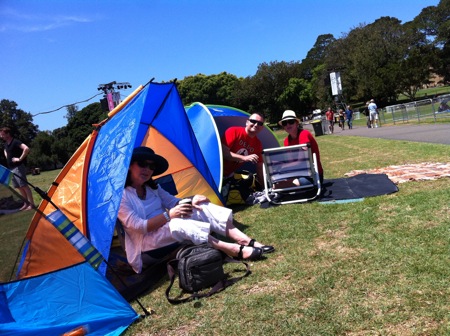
[0,127,35,210]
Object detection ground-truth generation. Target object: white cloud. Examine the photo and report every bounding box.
[0,7,92,33]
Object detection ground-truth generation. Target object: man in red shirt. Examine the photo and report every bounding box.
[221,112,265,187]
[325,107,335,134]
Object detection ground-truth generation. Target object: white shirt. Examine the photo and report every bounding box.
[368,102,378,113]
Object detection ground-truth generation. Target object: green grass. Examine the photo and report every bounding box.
[121,133,450,335]
[1,135,449,335]
[397,86,450,101]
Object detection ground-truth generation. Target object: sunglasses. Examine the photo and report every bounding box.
[248,119,264,126]
[136,161,156,170]
[281,119,297,126]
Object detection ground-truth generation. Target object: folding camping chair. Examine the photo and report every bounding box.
[261,143,322,205]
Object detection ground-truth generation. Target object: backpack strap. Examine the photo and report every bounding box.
[165,257,251,305]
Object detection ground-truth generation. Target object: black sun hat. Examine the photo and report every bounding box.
[131,146,169,176]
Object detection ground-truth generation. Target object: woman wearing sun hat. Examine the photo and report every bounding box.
[278,110,324,184]
[118,146,274,273]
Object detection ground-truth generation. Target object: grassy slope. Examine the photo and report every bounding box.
[2,133,449,335]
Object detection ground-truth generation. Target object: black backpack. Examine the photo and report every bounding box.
[165,244,251,304]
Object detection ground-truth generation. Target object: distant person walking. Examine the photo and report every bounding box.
[368,99,379,128]
[325,107,335,134]
[0,127,35,210]
[364,102,371,128]
[338,109,345,130]
[345,105,353,129]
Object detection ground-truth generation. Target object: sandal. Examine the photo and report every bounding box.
[235,245,264,261]
[248,238,275,254]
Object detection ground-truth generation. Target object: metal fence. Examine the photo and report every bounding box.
[380,94,450,125]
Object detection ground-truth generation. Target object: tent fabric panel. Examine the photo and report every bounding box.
[1,262,138,336]
[143,128,223,205]
[18,134,94,279]
[28,136,90,238]
[185,102,223,192]
[17,216,85,278]
[87,85,147,271]
[45,135,91,226]
[143,127,195,176]
[206,104,251,117]
[171,167,222,205]
[147,85,219,195]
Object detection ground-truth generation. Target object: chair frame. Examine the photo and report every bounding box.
[261,143,322,205]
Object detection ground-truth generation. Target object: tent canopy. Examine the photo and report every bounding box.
[186,103,280,191]
[2,82,225,335]
[18,82,222,280]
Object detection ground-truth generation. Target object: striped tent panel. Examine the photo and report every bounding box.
[46,210,104,269]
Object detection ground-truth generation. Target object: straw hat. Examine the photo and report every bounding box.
[278,110,300,126]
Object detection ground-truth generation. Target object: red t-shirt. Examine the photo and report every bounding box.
[222,126,263,177]
[283,129,324,176]
[325,110,334,121]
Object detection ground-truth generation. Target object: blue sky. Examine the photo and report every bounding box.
[0,0,440,131]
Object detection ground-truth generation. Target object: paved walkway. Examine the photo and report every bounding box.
[304,123,450,145]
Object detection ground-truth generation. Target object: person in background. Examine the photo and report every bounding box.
[338,109,345,130]
[118,146,275,274]
[364,101,371,128]
[325,107,334,134]
[345,105,354,129]
[279,110,324,184]
[0,127,35,210]
[368,99,379,128]
[221,112,265,187]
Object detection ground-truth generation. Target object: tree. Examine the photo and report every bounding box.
[397,43,435,100]
[236,61,304,122]
[65,104,79,122]
[325,17,412,105]
[301,34,338,107]
[413,1,450,83]
[63,102,106,155]
[302,34,336,77]
[277,78,314,117]
[0,99,38,146]
[177,72,240,106]
[27,131,59,170]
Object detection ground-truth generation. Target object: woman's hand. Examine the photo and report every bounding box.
[170,203,193,219]
[192,195,209,209]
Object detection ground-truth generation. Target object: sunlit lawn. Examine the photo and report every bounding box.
[1,131,449,335]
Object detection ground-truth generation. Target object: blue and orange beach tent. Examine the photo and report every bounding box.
[1,81,222,335]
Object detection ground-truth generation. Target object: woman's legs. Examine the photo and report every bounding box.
[199,202,268,248]
[208,235,257,259]
[173,202,271,258]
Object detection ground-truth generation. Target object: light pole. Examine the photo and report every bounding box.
[98,81,132,112]
[328,69,347,112]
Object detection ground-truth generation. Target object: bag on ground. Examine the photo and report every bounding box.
[221,170,257,205]
[165,244,250,304]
